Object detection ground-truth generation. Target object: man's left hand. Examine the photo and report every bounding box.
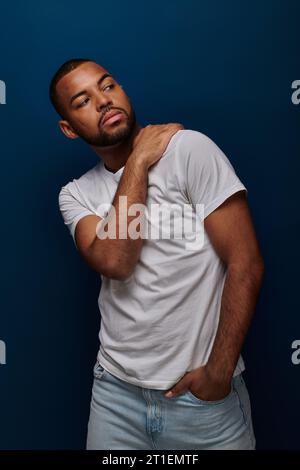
[164,365,232,401]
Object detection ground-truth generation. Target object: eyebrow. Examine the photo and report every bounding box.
[70,73,113,105]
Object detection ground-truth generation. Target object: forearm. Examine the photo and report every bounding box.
[90,153,148,279]
[206,261,264,382]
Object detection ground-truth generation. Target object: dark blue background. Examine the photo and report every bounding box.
[0,0,299,449]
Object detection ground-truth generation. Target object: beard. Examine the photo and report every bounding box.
[73,105,137,147]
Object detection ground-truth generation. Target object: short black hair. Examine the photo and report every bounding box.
[49,58,92,117]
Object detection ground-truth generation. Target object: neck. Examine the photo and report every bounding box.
[91,123,142,173]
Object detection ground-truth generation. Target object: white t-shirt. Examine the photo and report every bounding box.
[59,129,247,389]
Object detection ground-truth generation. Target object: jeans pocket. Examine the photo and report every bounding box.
[185,379,234,406]
[93,361,107,380]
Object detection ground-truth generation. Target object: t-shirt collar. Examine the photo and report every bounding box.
[102,161,125,182]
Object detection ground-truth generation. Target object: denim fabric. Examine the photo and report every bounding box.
[86,362,256,450]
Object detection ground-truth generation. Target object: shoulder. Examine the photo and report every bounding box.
[173,129,225,172]
[58,162,103,202]
[176,129,219,153]
[177,129,236,170]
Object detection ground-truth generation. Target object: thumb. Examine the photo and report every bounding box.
[164,376,190,398]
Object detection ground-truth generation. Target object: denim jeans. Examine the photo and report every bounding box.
[86,361,256,450]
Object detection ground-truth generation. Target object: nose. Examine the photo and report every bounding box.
[95,90,112,113]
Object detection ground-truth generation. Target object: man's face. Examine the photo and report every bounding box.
[56,61,136,146]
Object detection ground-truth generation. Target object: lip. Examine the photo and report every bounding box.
[102,110,123,125]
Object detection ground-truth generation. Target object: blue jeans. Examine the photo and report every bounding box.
[86,362,256,450]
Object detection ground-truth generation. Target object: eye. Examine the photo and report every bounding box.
[103,84,115,91]
[77,97,90,108]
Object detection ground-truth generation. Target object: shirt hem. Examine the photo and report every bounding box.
[204,183,247,219]
[97,352,245,390]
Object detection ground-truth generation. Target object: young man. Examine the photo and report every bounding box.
[50,59,264,450]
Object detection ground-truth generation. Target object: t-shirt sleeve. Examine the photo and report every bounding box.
[179,130,247,219]
[58,184,97,248]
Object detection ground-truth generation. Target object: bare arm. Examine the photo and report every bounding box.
[77,155,147,280]
[165,190,265,399]
[204,190,265,382]
[75,124,183,280]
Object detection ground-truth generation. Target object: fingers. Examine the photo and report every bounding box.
[161,123,184,133]
[131,123,184,164]
[136,123,183,142]
[164,376,190,398]
[145,123,183,132]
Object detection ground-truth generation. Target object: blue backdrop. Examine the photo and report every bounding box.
[0,0,299,450]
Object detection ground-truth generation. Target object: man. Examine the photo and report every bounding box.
[50,58,264,450]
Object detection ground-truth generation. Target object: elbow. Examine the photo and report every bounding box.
[109,269,133,281]
[85,243,134,280]
[101,260,134,281]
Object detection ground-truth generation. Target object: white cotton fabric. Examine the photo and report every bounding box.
[59,130,247,389]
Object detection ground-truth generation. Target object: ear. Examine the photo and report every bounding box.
[59,120,79,140]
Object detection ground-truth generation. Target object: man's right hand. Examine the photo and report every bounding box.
[71,123,184,280]
[130,123,184,169]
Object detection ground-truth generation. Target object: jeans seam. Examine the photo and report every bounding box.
[233,377,255,449]
[186,378,234,405]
